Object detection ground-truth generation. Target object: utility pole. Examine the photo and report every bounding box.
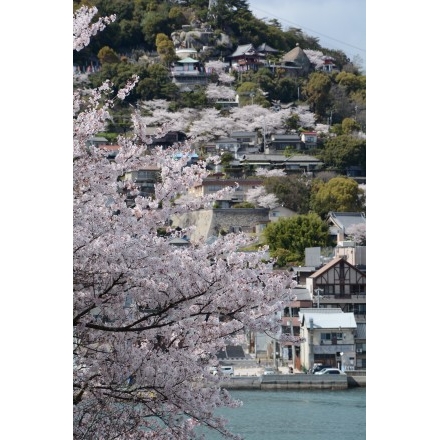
[288,305,295,371]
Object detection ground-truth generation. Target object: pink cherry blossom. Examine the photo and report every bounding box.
[73,7,295,440]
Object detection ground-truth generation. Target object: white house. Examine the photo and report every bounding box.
[299,308,357,372]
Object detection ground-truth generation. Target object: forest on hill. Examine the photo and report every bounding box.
[73,0,365,129]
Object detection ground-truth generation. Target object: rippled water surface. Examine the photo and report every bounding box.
[201,388,366,440]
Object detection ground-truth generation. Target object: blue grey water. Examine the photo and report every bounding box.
[202,388,366,440]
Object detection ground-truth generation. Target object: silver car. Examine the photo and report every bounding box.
[315,368,346,375]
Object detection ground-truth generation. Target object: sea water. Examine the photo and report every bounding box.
[202,388,366,440]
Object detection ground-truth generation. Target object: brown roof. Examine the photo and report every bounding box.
[309,257,365,279]
[99,144,120,151]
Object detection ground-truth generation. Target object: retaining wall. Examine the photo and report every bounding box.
[221,373,365,390]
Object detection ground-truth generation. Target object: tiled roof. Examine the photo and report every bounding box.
[241,154,322,164]
[309,257,344,278]
[327,212,366,231]
[230,44,256,57]
[257,43,278,53]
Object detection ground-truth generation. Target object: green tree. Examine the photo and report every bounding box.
[220,151,234,166]
[304,72,332,120]
[141,5,172,49]
[262,175,311,214]
[156,33,176,65]
[310,177,365,217]
[318,134,366,174]
[341,118,361,134]
[335,71,366,95]
[263,213,330,265]
[275,77,299,103]
[236,81,265,106]
[97,46,120,64]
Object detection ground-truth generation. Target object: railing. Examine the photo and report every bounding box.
[319,294,366,301]
[170,70,206,76]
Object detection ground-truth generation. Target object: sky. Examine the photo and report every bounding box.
[247,0,366,73]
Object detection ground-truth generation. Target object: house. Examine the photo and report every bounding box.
[268,205,296,222]
[317,56,339,73]
[87,136,109,147]
[268,133,302,151]
[215,137,240,155]
[229,131,258,150]
[280,286,313,370]
[304,256,366,369]
[119,166,161,199]
[305,257,366,320]
[299,308,357,371]
[170,57,208,89]
[257,42,278,57]
[228,44,265,71]
[300,131,318,149]
[138,128,188,149]
[326,211,366,242]
[240,153,323,174]
[168,237,191,247]
[155,131,188,148]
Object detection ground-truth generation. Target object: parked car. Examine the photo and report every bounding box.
[315,368,346,375]
[262,367,276,375]
[312,364,333,374]
[219,366,234,375]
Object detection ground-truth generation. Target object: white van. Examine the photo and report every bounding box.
[219,366,234,376]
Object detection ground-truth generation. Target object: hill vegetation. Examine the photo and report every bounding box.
[73,0,365,132]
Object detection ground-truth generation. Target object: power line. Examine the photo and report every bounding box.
[250,5,366,53]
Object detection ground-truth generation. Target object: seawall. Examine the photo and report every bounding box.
[220,373,365,390]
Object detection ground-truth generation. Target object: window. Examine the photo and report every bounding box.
[354,305,366,314]
[350,284,365,294]
[320,332,343,342]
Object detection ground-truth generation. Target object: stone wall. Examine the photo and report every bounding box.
[171,208,269,242]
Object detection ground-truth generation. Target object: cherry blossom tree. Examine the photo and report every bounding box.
[205,83,237,102]
[291,105,316,129]
[303,49,327,70]
[73,7,295,440]
[346,222,366,245]
[246,186,279,209]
